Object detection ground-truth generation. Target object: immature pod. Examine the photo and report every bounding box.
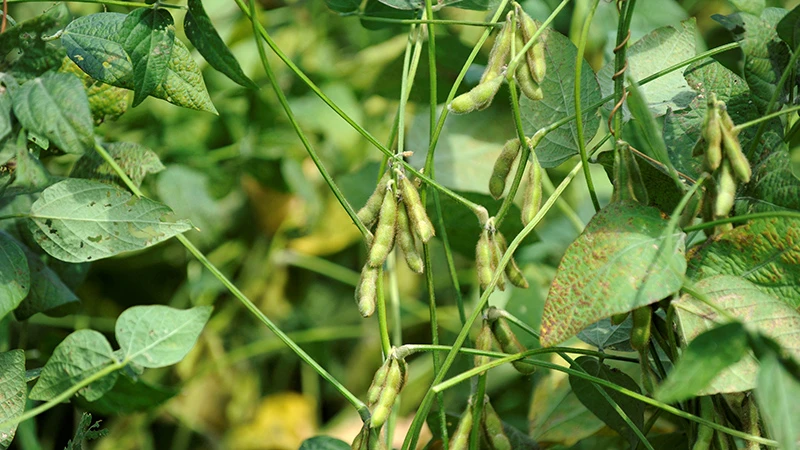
[494,232,529,289]
[481,398,512,450]
[489,233,506,292]
[521,156,543,226]
[610,312,629,326]
[369,357,406,429]
[489,139,522,199]
[490,316,536,375]
[355,264,379,318]
[476,229,495,292]
[357,171,390,227]
[367,183,397,268]
[448,75,505,114]
[678,192,702,228]
[449,403,474,450]
[515,3,546,84]
[720,125,751,183]
[718,102,737,132]
[630,306,652,351]
[703,105,722,172]
[513,43,544,101]
[398,175,436,243]
[396,203,424,273]
[474,320,494,372]
[350,425,369,450]
[714,160,736,218]
[367,357,393,406]
[481,13,514,83]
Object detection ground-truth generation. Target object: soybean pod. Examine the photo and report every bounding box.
[489,139,522,199]
[398,174,436,243]
[703,103,722,172]
[476,229,495,292]
[481,398,512,450]
[474,320,494,373]
[369,357,405,429]
[490,314,536,375]
[355,264,379,318]
[494,232,529,289]
[449,403,474,450]
[481,12,514,83]
[515,3,546,84]
[630,306,652,351]
[521,154,543,226]
[714,160,736,218]
[357,171,390,227]
[396,203,424,273]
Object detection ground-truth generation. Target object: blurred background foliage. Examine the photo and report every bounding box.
[4,0,800,448]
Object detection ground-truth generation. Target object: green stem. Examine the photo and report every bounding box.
[734,102,800,133]
[354,15,504,27]
[682,211,800,233]
[0,213,29,221]
[277,251,360,286]
[612,0,636,138]
[494,79,531,227]
[574,0,601,212]
[679,283,738,323]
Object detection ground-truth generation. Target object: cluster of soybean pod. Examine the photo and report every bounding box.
[351,3,551,448]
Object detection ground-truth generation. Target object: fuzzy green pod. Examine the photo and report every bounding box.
[357,171,390,227]
[367,357,393,406]
[481,13,514,83]
[367,183,397,268]
[703,106,722,172]
[513,45,544,101]
[715,160,736,218]
[398,175,436,243]
[610,312,628,326]
[515,3,546,84]
[720,125,751,183]
[481,398,512,450]
[350,425,369,450]
[476,229,495,292]
[494,232,529,289]
[630,306,652,351]
[521,156,543,226]
[474,320,494,372]
[678,192,702,228]
[489,139,522,199]
[448,75,504,114]
[490,316,536,375]
[489,233,506,292]
[369,357,404,429]
[396,203,424,273]
[449,403,474,450]
[356,264,379,318]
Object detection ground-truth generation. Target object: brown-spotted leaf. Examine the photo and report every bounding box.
[687,217,800,309]
[540,201,686,347]
[674,275,800,394]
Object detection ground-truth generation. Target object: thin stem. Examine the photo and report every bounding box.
[0,213,28,221]
[679,283,739,323]
[682,211,800,232]
[734,102,800,133]
[277,251,360,286]
[355,15,504,27]
[574,0,601,212]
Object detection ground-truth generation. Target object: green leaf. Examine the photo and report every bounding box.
[714,11,790,115]
[745,150,800,213]
[0,81,11,143]
[59,58,132,124]
[540,201,687,347]
[11,72,95,155]
[0,350,26,449]
[14,243,80,321]
[298,436,350,450]
[28,178,192,263]
[324,0,360,13]
[777,3,800,49]
[655,322,750,403]
[62,12,217,113]
[599,20,697,116]
[29,329,118,402]
[360,0,417,31]
[76,375,177,415]
[184,0,257,89]
[0,231,29,321]
[568,356,644,448]
[687,217,800,308]
[577,317,635,353]
[757,353,800,450]
[519,25,601,168]
[529,368,605,445]
[0,4,70,82]
[64,413,108,450]
[120,8,175,106]
[71,141,164,188]
[115,305,212,368]
[674,275,800,394]
[731,0,765,16]
[13,133,50,192]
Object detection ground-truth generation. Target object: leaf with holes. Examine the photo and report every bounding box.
[29,330,118,402]
[115,305,211,368]
[540,201,687,347]
[71,142,164,188]
[674,275,800,394]
[27,178,192,263]
[119,8,175,106]
[0,350,26,449]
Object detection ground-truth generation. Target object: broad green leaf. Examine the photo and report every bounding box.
[714,11,790,114]
[29,329,118,402]
[0,82,11,142]
[0,350,26,449]
[577,317,635,353]
[298,436,350,450]
[13,133,50,192]
[655,322,750,403]
[745,150,800,213]
[120,8,175,106]
[14,243,80,321]
[59,58,131,123]
[519,24,601,168]
[674,275,800,394]
[71,141,164,188]
[360,0,417,31]
[568,356,644,448]
[777,3,800,49]
[540,201,687,347]
[324,0,360,13]
[757,353,800,450]
[184,0,257,89]
[687,217,800,308]
[62,12,217,113]
[28,179,192,263]
[599,20,697,116]
[76,375,177,415]
[529,368,604,445]
[0,231,29,320]
[0,4,70,82]
[115,305,212,368]
[731,0,765,16]
[11,72,95,155]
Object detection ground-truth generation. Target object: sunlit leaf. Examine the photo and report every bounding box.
[0,350,26,449]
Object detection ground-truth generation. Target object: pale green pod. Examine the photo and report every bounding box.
[481,398,512,450]
[703,106,722,172]
[610,312,629,326]
[718,101,736,131]
[449,403,474,450]
[490,316,536,375]
[630,306,652,351]
[489,138,522,199]
[357,171,390,227]
[678,191,702,228]
[369,357,404,429]
[474,320,494,372]
[720,125,751,183]
[367,357,393,407]
[399,176,435,243]
[515,3,546,84]
[494,232,529,289]
[350,424,369,450]
[476,229,495,292]
[396,203,424,274]
[714,160,736,218]
[356,264,379,318]
[514,47,543,101]
[481,12,514,83]
[490,232,506,292]
[521,156,543,226]
[367,183,397,268]
[473,75,505,110]
[449,92,479,115]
